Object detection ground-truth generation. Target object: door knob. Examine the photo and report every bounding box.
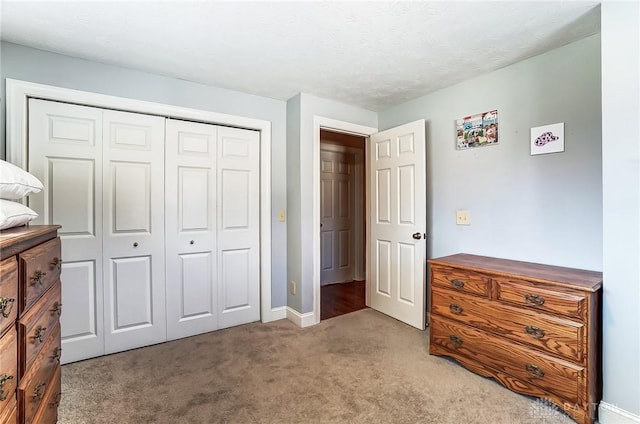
[412,232,422,240]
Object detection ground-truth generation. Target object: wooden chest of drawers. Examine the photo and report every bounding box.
[428,254,602,424]
[0,225,62,424]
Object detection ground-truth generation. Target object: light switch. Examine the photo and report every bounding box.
[278,210,286,222]
[456,210,470,225]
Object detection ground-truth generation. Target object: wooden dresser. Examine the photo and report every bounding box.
[0,225,62,424]
[428,254,602,424]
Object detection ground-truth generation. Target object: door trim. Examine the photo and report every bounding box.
[313,116,377,325]
[6,78,276,323]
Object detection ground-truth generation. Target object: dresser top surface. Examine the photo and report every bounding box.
[428,253,602,292]
[0,225,60,260]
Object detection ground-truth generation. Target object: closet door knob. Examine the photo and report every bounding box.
[133,242,139,248]
[190,240,195,245]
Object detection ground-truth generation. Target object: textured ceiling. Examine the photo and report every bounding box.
[0,1,600,111]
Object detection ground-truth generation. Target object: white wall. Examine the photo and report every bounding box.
[287,93,377,314]
[0,42,288,309]
[379,34,603,272]
[600,2,640,422]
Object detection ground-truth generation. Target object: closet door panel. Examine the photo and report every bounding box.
[103,110,166,354]
[217,127,260,328]
[165,120,218,341]
[28,99,105,364]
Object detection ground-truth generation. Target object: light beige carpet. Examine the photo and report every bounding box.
[60,309,576,423]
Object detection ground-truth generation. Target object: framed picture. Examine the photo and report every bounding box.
[531,122,564,155]
[456,110,499,150]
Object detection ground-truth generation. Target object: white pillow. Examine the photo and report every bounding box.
[0,199,39,230]
[0,160,44,200]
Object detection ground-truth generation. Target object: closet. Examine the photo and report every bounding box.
[27,99,260,363]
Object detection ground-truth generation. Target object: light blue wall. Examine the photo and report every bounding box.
[379,34,602,272]
[287,93,377,313]
[600,2,640,420]
[286,94,302,312]
[0,42,288,309]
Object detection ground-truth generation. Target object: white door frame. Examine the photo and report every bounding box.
[312,116,377,325]
[6,78,276,323]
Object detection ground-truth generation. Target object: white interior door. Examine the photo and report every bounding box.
[320,150,355,285]
[165,119,218,341]
[368,120,426,329]
[28,99,105,364]
[217,126,260,328]
[102,109,166,354]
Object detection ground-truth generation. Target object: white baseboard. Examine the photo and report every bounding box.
[286,307,315,328]
[599,402,640,424]
[262,306,287,323]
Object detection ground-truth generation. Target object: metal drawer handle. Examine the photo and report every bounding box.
[50,257,62,271]
[52,392,62,408]
[33,382,46,401]
[0,374,14,401]
[524,363,545,378]
[449,334,463,347]
[52,301,63,317]
[52,347,62,363]
[449,304,464,315]
[450,279,465,289]
[524,325,546,339]
[524,293,545,306]
[31,270,47,286]
[33,325,47,344]
[0,297,15,318]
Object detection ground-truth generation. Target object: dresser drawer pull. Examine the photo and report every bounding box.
[524,325,546,339]
[31,270,47,286]
[524,363,545,378]
[449,304,464,315]
[52,347,62,363]
[448,334,463,347]
[33,325,47,344]
[52,302,63,317]
[450,279,465,289]
[0,374,14,401]
[50,257,62,271]
[33,382,46,401]
[0,297,15,318]
[51,392,62,408]
[524,293,545,306]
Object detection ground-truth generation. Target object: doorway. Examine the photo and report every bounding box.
[319,129,367,320]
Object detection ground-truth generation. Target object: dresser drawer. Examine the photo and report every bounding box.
[0,258,18,335]
[430,265,490,297]
[0,328,17,416]
[431,287,584,362]
[494,278,586,320]
[431,317,584,404]
[32,365,61,424]
[17,323,61,424]
[19,237,61,313]
[18,281,61,377]
[0,403,16,424]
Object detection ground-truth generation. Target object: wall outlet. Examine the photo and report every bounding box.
[289,280,296,295]
[456,210,470,225]
[278,210,286,222]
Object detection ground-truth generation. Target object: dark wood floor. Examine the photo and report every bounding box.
[321,280,367,320]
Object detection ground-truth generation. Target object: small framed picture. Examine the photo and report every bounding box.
[531,123,564,155]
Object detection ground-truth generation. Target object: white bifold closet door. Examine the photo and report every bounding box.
[165,120,260,339]
[28,100,106,363]
[28,98,261,363]
[102,110,166,354]
[29,99,167,361]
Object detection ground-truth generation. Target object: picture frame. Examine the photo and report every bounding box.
[531,122,564,155]
[456,110,499,150]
